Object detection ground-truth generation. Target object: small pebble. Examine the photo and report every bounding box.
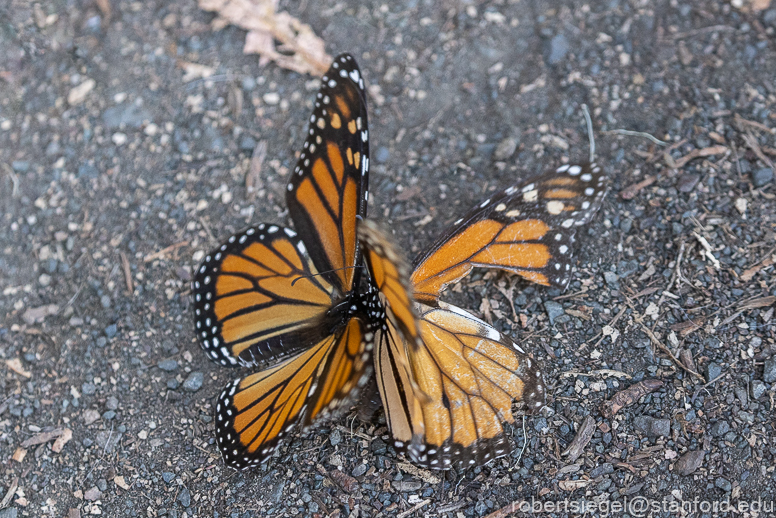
[705,362,722,382]
[752,167,773,187]
[182,372,204,392]
[157,359,178,372]
[715,477,732,492]
[751,380,766,399]
[762,357,776,383]
[675,450,705,475]
[105,324,118,338]
[329,428,342,446]
[710,420,730,437]
[178,488,191,507]
[543,301,564,325]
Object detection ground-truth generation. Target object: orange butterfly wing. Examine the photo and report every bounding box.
[193,225,336,367]
[286,54,370,295]
[194,54,381,470]
[412,163,608,305]
[216,315,377,469]
[375,302,546,469]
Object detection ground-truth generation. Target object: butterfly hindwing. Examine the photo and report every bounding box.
[386,302,545,469]
[215,314,378,469]
[286,54,370,295]
[411,163,608,304]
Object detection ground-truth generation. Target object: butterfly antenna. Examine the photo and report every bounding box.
[291,265,366,286]
[581,103,595,163]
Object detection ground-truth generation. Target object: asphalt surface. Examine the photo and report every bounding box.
[1,1,776,517]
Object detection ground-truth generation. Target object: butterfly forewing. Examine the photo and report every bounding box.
[193,224,336,368]
[286,54,370,295]
[411,163,608,305]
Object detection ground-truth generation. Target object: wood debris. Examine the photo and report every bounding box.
[6,358,31,378]
[601,380,664,418]
[561,415,596,462]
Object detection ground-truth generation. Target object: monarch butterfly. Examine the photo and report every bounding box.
[192,52,607,471]
[192,54,384,469]
[364,161,608,469]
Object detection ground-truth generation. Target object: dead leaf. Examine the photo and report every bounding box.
[114,475,130,490]
[738,296,776,310]
[670,145,728,170]
[620,175,656,199]
[21,428,69,448]
[6,358,31,378]
[198,0,331,76]
[558,479,591,491]
[741,254,775,281]
[52,428,73,453]
[561,416,596,462]
[13,447,27,463]
[601,380,664,418]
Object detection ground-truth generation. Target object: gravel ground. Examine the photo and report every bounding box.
[2,1,776,517]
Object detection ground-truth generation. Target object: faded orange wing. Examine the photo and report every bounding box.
[411,163,608,305]
[375,301,546,470]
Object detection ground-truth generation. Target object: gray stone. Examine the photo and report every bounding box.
[352,463,367,477]
[103,103,153,130]
[375,146,390,164]
[590,463,614,478]
[674,450,704,475]
[751,379,767,399]
[547,34,569,64]
[763,357,776,383]
[0,508,18,518]
[182,372,204,392]
[544,301,564,325]
[239,136,256,151]
[104,324,118,338]
[705,362,722,382]
[494,136,519,160]
[710,420,730,437]
[329,428,342,446]
[162,472,175,483]
[634,416,671,438]
[157,359,178,372]
[178,488,191,507]
[752,167,773,187]
[715,477,732,492]
[603,271,620,288]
